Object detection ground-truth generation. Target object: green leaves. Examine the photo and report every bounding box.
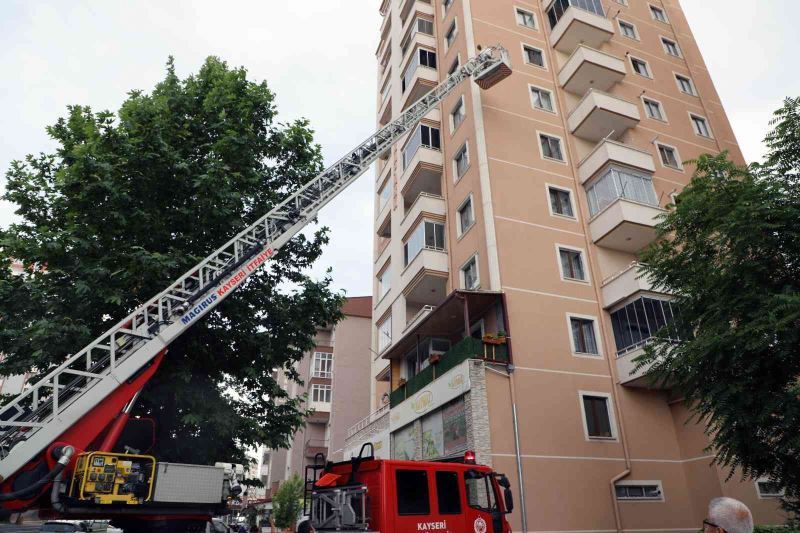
[0,56,343,465]
[271,474,304,529]
[638,97,800,507]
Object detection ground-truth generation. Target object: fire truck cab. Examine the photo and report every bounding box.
[305,446,514,533]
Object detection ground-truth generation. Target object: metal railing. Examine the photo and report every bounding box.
[346,403,390,439]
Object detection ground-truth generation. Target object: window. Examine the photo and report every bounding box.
[378,180,391,211]
[661,37,681,57]
[549,186,574,218]
[615,0,628,5]
[457,195,475,235]
[630,57,652,78]
[642,98,665,121]
[402,48,437,93]
[559,248,586,281]
[403,124,441,168]
[615,482,663,501]
[445,20,458,49]
[396,470,430,515]
[675,74,696,96]
[451,97,466,131]
[461,255,479,290]
[650,5,668,23]
[547,0,604,30]
[756,480,785,499]
[586,166,659,216]
[657,143,681,169]
[402,18,435,55]
[311,384,332,403]
[581,394,614,439]
[690,114,712,138]
[530,86,554,112]
[515,7,537,29]
[619,20,637,40]
[570,317,599,355]
[442,0,453,14]
[610,296,681,356]
[404,220,446,265]
[523,45,545,68]
[377,265,391,301]
[466,471,498,512]
[454,143,470,179]
[378,315,392,353]
[312,352,333,378]
[539,134,564,161]
[436,472,462,514]
[448,56,461,76]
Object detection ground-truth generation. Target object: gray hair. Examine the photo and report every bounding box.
[708,497,754,533]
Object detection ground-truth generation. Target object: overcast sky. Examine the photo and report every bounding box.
[1,0,798,299]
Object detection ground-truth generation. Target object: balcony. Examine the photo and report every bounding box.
[578,139,656,185]
[616,346,665,388]
[404,304,436,332]
[399,147,442,202]
[346,404,390,439]
[401,193,445,233]
[589,198,664,253]
[305,439,328,458]
[558,45,626,95]
[568,89,640,142]
[378,93,392,130]
[601,262,663,309]
[390,336,509,407]
[401,63,438,110]
[400,0,432,28]
[400,16,436,64]
[548,5,614,54]
[400,247,448,307]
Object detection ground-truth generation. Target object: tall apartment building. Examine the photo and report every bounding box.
[262,296,372,497]
[350,0,787,530]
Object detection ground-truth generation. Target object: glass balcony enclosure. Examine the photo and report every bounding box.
[401,17,434,56]
[404,337,451,379]
[586,166,658,217]
[403,124,441,169]
[403,220,446,266]
[610,296,679,356]
[402,48,437,93]
[547,0,605,29]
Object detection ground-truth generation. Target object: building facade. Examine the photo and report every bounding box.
[262,296,372,497]
[352,0,787,530]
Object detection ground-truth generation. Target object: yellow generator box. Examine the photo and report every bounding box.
[69,452,155,505]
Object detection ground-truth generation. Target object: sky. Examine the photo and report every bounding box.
[1,0,798,299]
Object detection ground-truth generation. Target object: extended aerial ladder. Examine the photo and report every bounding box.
[0,45,511,515]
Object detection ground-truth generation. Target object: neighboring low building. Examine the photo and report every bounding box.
[262,296,372,497]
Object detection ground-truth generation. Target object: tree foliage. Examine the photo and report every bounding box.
[0,56,344,465]
[638,97,800,505]
[271,474,304,529]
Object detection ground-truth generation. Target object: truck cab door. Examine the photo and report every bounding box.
[464,469,504,533]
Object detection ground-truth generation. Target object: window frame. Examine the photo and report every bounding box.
[448,54,461,76]
[617,19,639,41]
[566,313,603,358]
[578,390,618,441]
[538,132,566,163]
[521,43,547,69]
[660,37,681,58]
[629,56,652,79]
[377,314,392,353]
[444,19,458,51]
[648,4,669,23]
[442,0,453,16]
[311,351,334,379]
[456,193,476,238]
[377,260,391,302]
[756,478,785,499]
[460,253,480,290]
[674,73,697,96]
[615,480,665,502]
[546,184,577,220]
[656,142,683,171]
[450,95,466,134]
[514,6,538,30]
[556,244,590,284]
[310,383,332,404]
[689,113,713,138]
[453,142,470,181]
[529,84,556,114]
[615,0,628,5]
[377,176,392,213]
[641,96,667,122]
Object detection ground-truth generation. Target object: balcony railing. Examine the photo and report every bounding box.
[346,403,390,439]
[390,336,509,407]
[404,305,436,332]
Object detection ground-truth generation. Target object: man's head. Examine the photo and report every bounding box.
[297,519,314,533]
[704,497,754,533]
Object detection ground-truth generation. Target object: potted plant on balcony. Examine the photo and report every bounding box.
[482,330,508,345]
[428,353,441,365]
[398,377,407,387]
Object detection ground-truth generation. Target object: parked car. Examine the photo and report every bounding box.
[40,520,122,532]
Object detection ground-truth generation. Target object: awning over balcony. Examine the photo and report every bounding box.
[382,290,504,361]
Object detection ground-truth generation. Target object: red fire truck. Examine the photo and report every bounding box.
[304,445,514,533]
